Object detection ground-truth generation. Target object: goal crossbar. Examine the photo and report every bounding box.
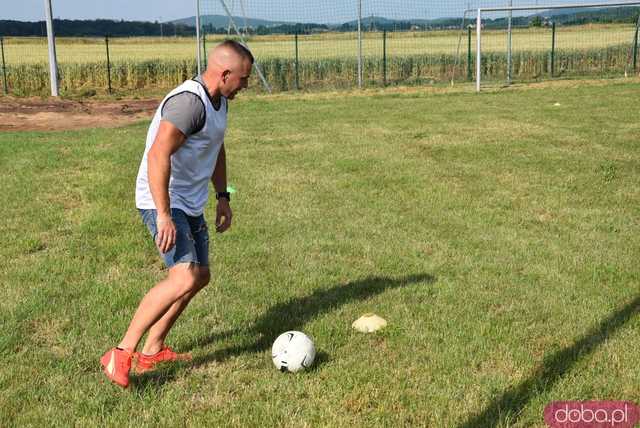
[466,0,640,14]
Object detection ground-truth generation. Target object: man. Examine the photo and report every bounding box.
[100,40,254,388]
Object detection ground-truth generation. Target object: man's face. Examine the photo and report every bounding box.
[221,58,252,100]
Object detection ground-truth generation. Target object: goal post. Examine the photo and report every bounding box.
[470,1,640,92]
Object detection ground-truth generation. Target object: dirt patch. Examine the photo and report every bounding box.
[0,97,159,132]
[1,77,638,132]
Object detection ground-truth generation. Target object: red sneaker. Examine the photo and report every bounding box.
[100,348,132,388]
[133,345,192,374]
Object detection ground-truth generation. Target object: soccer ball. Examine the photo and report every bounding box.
[271,331,316,373]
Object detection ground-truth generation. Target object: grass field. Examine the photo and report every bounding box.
[1,81,639,426]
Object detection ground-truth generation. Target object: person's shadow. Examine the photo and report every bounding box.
[135,273,435,388]
[458,294,640,427]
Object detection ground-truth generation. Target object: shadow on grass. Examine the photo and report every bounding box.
[192,273,434,365]
[134,273,434,389]
[459,295,640,428]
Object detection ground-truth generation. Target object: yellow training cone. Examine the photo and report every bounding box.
[352,313,387,333]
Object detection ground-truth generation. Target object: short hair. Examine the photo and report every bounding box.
[219,39,254,64]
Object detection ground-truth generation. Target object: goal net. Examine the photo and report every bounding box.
[196,0,464,92]
[196,1,640,92]
[462,1,640,91]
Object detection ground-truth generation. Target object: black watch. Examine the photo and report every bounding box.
[216,191,231,202]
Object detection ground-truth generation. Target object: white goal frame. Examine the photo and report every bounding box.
[468,1,640,92]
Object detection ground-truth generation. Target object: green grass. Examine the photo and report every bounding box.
[1,81,639,426]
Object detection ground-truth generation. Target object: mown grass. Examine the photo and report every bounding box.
[0,81,639,426]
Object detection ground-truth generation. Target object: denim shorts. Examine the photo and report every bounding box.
[139,208,209,268]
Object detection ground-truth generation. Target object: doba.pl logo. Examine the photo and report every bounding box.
[544,401,640,428]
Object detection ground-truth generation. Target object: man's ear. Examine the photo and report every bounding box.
[222,69,231,83]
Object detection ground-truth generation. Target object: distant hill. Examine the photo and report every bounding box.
[172,15,288,28]
[1,6,637,37]
[338,15,455,30]
[342,15,432,28]
[531,6,639,24]
[174,6,639,32]
[0,19,195,37]
[481,5,639,29]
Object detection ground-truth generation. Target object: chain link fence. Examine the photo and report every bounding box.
[1,0,639,96]
[0,35,200,95]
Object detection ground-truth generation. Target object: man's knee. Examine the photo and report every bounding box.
[197,267,211,289]
[169,264,202,297]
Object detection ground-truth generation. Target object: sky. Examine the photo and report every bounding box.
[1,0,622,23]
[3,0,197,22]
[2,0,479,22]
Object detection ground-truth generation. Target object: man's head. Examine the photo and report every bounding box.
[205,40,254,100]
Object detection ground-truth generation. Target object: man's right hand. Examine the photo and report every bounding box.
[155,213,176,253]
[147,121,186,254]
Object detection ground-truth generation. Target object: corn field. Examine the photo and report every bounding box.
[1,24,639,95]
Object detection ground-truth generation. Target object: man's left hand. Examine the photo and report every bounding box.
[215,199,232,233]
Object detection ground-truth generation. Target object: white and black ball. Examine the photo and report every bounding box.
[271,331,315,373]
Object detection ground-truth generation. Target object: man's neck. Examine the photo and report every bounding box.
[201,73,222,108]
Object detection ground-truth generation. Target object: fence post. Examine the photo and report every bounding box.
[357,0,363,88]
[294,31,300,90]
[382,30,387,86]
[507,0,513,85]
[196,0,202,75]
[1,37,7,95]
[476,9,482,92]
[467,26,472,81]
[105,35,112,94]
[633,16,639,72]
[202,34,207,68]
[44,0,59,96]
[550,21,556,77]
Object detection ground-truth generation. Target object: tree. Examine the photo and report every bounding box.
[530,16,543,27]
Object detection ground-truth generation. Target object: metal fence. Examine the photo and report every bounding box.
[0,35,200,96]
[1,0,639,96]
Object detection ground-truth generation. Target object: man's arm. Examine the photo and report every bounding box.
[212,144,232,233]
[147,120,187,252]
[211,144,227,193]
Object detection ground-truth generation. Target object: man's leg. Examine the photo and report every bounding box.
[141,266,210,355]
[101,264,201,387]
[117,263,204,352]
[102,209,207,387]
